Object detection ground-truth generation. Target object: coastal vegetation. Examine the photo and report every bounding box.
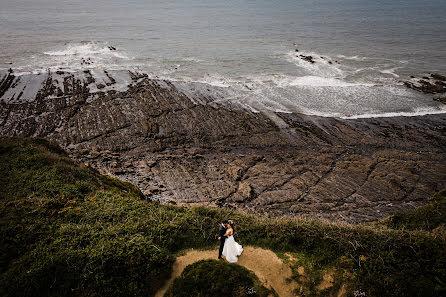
[1,138,445,297]
[164,259,275,297]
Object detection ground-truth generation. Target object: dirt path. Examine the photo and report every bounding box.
[155,246,299,297]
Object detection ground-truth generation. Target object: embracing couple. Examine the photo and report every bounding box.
[218,219,243,263]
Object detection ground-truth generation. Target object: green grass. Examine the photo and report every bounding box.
[380,189,446,232]
[0,137,445,297]
[164,259,276,297]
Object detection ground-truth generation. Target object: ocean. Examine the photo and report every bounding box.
[1,0,446,118]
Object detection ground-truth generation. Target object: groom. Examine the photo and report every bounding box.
[218,220,229,260]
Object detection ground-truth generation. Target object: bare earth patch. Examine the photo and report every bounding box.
[155,246,299,297]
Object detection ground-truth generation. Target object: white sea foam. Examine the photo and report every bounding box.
[337,55,370,61]
[44,43,130,60]
[274,109,293,114]
[379,67,401,77]
[180,57,204,63]
[277,105,446,119]
[341,106,446,119]
[246,73,373,88]
[169,74,239,88]
[286,51,345,78]
[39,42,135,72]
[284,76,374,87]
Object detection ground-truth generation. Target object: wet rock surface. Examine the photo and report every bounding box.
[403,73,446,94]
[298,54,316,64]
[434,96,446,104]
[1,69,445,223]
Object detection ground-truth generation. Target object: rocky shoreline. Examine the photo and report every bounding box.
[1,69,445,223]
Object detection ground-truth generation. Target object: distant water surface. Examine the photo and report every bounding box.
[1,0,446,117]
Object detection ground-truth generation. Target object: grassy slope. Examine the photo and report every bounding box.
[0,138,445,297]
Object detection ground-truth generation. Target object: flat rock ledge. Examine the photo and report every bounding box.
[1,69,445,223]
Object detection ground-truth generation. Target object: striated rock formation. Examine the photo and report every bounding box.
[403,73,446,94]
[1,69,445,223]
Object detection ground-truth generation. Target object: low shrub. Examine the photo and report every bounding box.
[164,260,275,297]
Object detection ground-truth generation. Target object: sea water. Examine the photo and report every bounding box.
[1,0,446,118]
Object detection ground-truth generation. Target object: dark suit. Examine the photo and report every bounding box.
[218,224,227,258]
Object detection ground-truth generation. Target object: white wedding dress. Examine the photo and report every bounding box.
[222,233,243,263]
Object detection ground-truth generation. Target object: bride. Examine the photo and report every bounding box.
[222,220,243,263]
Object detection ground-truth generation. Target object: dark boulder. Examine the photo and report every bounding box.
[431,73,446,81]
[300,55,315,64]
